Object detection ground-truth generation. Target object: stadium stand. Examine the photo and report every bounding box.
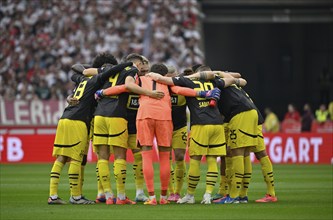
[0,0,204,101]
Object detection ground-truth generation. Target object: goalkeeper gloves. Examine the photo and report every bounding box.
[94,89,104,100]
[199,87,221,100]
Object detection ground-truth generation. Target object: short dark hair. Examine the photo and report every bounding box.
[192,63,203,73]
[92,52,118,68]
[150,63,168,76]
[183,68,193,76]
[125,53,144,63]
[195,65,211,72]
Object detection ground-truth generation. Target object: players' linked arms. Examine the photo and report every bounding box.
[125,75,165,99]
[214,71,241,78]
[103,84,129,96]
[83,68,98,76]
[146,72,174,85]
[185,71,215,80]
[223,77,247,88]
[149,90,165,99]
[66,94,80,106]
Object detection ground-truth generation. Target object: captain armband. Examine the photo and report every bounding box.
[199,71,207,80]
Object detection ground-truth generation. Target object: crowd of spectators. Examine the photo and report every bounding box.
[0,0,204,101]
[263,102,333,133]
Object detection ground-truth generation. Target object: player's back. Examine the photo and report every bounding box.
[172,76,223,126]
[218,85,257,122]
[94,66,137,118]
[61,73,102,127]
[136,75,172,120]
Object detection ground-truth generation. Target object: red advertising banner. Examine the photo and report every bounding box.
[0,100,332,164]
[0,130,332,164]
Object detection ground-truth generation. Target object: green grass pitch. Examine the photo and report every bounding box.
[0,163,332,220]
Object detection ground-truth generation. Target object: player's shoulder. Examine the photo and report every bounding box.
[122,65,137,73]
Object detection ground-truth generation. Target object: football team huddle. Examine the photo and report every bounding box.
[47,52,277,205]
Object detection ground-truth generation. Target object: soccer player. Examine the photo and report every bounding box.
[48,55,132,205]
[192,65,275,204]
[210,72,277,203]
[165,66,188,202]
[85,53,164,205]
[146,69,245,204]
[252,124,278,202]
[137,63,222,205]
[99,55,151,202]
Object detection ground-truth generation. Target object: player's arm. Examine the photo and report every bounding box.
[99,62,133,82]
[170,85,221,100]
[146,72,175,85]
[103,85,128,96]
[95,85,129,100]
[125,76,165,99]
[214,77,247,90]
[215,71,242,78]
[66,93,79,106]
[83,68,98,77]
[185,71,241,80]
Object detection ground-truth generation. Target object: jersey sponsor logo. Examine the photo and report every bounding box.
[198,101,210,108]
[128,95,139,109]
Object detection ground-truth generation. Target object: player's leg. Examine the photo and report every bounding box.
[201,124,226,204]
[94,116,115,204]
[155,120,173,205]
[202,155,219,204]
[48,155,67,204]
[95,153,106,203]
[137,119,156,205]
[96,145,114,204]
[158,145,171,205]
[213,156,227,201]
[167,154,175,198]
[68,124,94,205]
[224,110,257,204]
[255,150,277,202]
[132,147,148,202]
[113,145,135,205]
[173,148,186,200]
[214,125,230,201]
[141,146,157,205]
[177,155,201,204]
[168,126,187,202]
[239,148,252,203]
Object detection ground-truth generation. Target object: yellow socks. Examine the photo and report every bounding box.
[206,156,218,194]
[133,152,144,192]
[68,160,81,197]
[260,156,276,196]
[187,158,200,195]
[97,159,113,195]
[225,156,233,192]
[168,159,175,194]
[240,155,252,198]
[96,163,104,196]
[114,158,127,199]
[230,155,244,198]
[175,160,186,194]
[49,160,64,197]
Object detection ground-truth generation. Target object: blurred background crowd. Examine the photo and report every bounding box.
[0,0,203,101]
